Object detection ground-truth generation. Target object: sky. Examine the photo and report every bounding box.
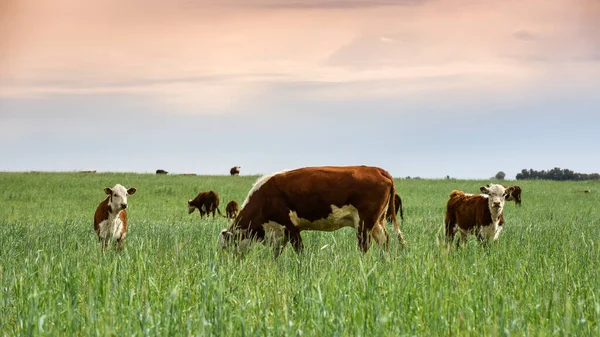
[1,0,599,179]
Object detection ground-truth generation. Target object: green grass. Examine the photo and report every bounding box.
[1,172,599,336]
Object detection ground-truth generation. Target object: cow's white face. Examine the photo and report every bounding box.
[480,184,508,213]
[187,200,196,214]
[105,184,136,212]
[219,228,252,253]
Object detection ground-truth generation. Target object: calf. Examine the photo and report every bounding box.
[225,200,239,219]
[445,184,514,245]
[486,184,522,206]
[386,193,404,222]
[156,169,168,175]
[93,184,137,251]
[230,166,241,176]
[219,166,405,257]
[188,190,223,218]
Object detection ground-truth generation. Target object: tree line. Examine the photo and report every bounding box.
[516,167,600,181]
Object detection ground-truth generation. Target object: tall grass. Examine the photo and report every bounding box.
[1,172,599,336]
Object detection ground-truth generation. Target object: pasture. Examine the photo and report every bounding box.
[1,172,599,336]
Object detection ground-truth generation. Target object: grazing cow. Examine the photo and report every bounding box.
[188,190,222,218]
[445,184,514,245]
[386,193,404,222]
[225,200,239,219]
[230,166,241,176]
[156,169,168,175]
[219,166,405,257]
[93,184,137,251]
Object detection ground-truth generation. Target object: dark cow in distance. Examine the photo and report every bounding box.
[230,166,241,176]
[156,169,168,175]
[219,166,405,257]
[386,193,404,222]
[225,200,239,219]
[445,184,514,246]
[188,190,222,218]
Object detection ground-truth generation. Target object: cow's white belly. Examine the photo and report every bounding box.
[289,205,360,231]
[98,216,125,241]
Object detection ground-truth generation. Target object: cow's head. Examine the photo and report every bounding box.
[187,200,196,214]
[218,225,255,255]
[105,184,136,212]
[508,186,522,206]
[480,184,513,214]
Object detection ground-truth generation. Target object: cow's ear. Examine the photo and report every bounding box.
[188,200,192,205]
[104,188,112,195]
[127,187,136,195]
[504,186,515,198]
[480,186,489,194]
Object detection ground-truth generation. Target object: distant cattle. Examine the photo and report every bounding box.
[230,166,241,176]
[386,193,404,222]
[93,184,137,251]
[156,169,168,175]
[219,166,405,257]
[225,200,239,219]
[188,190,222,218]
[79,170,97,173]
[182,173,197,176]
[445,184,514,245]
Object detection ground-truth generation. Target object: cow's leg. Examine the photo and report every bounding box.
[273,234,289,259]
[444,213,456,245]
[102,237,110,252]
[273,213,304,255]
[116,237,125,252]
[370,222,389,251]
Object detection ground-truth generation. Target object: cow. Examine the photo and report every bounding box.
[156,169,168,175]
[486,184,522,206]
[218,166,405,258]
[386,193,404,222]
[93,184,137,251]
[188,190,222,218]
[445,184,514,246]
[230,166,241,176]
[225,200,239,219]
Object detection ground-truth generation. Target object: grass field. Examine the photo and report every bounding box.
[1,172,599,336]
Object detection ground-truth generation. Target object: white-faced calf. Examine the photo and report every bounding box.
[445,184,514,246]
[94,184,136,251]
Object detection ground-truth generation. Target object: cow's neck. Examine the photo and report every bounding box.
[489,207,502,224]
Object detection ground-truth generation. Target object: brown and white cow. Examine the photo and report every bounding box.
[386,193,404,222]
[219,166,405,257]
[93,184,136,251]
[230,166,241,176]
[225,200,239,219]
[445,184,514,245]
[486,184,522,206]
[188,190,222,218]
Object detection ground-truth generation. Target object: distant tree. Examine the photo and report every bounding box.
[495,171,506,180]
[516,167,600,181]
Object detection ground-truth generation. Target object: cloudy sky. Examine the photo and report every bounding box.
[1,0,599,178]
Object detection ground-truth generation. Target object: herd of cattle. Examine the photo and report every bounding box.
[93,166,522,256]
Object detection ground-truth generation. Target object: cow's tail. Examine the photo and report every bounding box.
[216,207,223,217]
[389,183,406,246]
